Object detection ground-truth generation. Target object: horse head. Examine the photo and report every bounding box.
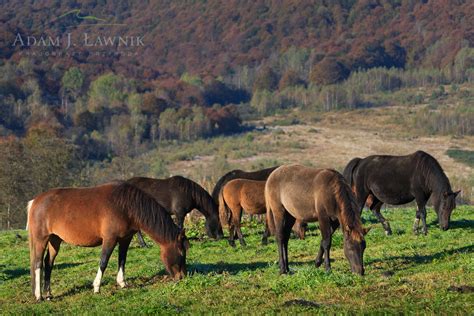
[438,190,461,230]
[160,230,190,280]
[343,227,370,275]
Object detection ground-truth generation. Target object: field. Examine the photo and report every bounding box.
[0,206,473,314]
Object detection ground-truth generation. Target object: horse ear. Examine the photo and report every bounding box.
[453,190,461,197]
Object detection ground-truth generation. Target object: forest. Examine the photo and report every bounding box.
[0,0,473,229]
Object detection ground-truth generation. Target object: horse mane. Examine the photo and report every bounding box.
[111,181,179,242]
[331,173,364,241]
[414,151,451,194]
[172,176,217,219]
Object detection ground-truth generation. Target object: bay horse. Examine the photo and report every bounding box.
[265,165,369,275]
[343,151,460,235]
[27,181,189,301]
[219,179,307,247]
[128,176,223,239]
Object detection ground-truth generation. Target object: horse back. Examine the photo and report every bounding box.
[224,179,266,213]
[266,165,335,222]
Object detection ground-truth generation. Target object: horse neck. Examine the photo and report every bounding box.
[190,183,214,219]
[141,226,177,245]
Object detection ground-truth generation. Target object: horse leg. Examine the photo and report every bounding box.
[318,219,332,273]
[31,237,49,301]
[117,235,133,289]
[234,207,246,246]
[93,239,116,293]
[413,194,428,235]
[135,231,148,248]
[371,201,392,235]
[43,235,61,300]
[416,198,428,235]
[276,211,295,274]
[228,223,236,247]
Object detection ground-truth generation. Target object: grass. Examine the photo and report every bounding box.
[0,206,473,314]
[447,149,474,168]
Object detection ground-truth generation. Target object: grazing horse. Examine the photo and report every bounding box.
[265,165,369,275]
[128,176,223,239]
[219,179,307,246]
[27,181,189,301]
[343,151,460,235]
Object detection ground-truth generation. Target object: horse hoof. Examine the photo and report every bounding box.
[385,230,392,236]
[228,240,236,247]
[315,261,322,268]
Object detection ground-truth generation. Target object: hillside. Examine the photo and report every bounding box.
[1,0,473,79]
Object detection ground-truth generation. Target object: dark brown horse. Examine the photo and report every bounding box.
[265,165,369,275]
[128,176,223,239]
[343,151,460,235]
[27,181,189,301]
[219,178,307,246]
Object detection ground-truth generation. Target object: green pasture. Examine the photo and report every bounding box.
[0,206,473,314]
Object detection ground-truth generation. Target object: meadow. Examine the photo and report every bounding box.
[0,206,473,314]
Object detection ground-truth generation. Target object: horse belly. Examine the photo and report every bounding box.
[52,225,102,247]
[372,189,414,206]
[281,195,317,222]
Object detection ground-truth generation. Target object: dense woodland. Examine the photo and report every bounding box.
[1,0,473,228]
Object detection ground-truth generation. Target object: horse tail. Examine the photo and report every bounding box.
[264,185,276,236]
[218,187,232,228]
[343,157,362,188]
[27,199,36,294]
[26,199,33,230]
[332,173,363,241]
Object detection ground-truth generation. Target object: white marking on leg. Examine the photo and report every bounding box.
[35,268,41,300]
[116,267,126,288]
[93,267,102,293]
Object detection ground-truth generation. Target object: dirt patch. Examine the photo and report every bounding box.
[283,299,321,308]
[447,285,474,293]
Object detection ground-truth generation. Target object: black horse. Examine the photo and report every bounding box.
[343,151,460,235]
[128,176,224,240]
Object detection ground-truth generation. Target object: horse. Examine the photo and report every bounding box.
[219,178,307,246]
[265,165,369,275]
[128,176,223,240]
[211,166,279,205]
[27,181,189,301]
[343,150,460,235]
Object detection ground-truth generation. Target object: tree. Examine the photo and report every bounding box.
[309,58,349,85]
[253,67,279,92]
[62,67,84,100]
[279,70,305,90]
[88,73,126,112]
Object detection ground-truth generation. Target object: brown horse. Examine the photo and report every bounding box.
[219,179,306,247]
[27,181,189,301]
[265,165,369,275]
